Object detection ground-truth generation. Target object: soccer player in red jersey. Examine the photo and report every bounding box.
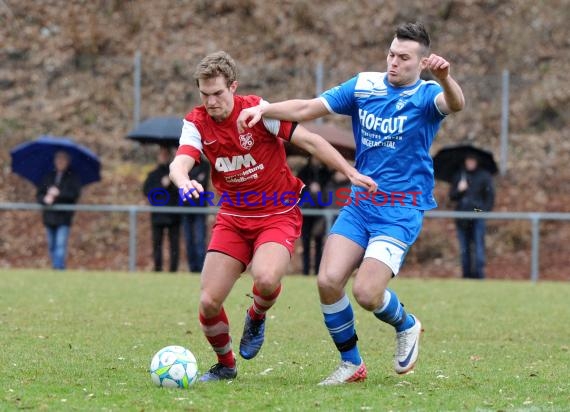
[169,51,377,382]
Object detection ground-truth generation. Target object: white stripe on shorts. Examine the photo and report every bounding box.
[364,236,408,276]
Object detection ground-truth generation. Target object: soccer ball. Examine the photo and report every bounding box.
[149,345,198,388]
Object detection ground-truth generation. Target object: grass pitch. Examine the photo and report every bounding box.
[1,270,569,411]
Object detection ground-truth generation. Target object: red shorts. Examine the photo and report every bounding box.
[208,207,302,267]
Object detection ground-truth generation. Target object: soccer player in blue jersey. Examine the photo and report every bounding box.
[237,22,465,385]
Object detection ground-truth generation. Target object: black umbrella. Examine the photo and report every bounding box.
[433,144,498,183]
[126,116,183,146]
[10,135,101,187]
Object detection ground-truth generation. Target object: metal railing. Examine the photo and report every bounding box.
[1,202,569,281]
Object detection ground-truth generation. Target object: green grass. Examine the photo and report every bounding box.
[1,270,569,411]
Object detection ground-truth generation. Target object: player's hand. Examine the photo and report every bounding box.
[236,105,262,133]
[178,179,204,202]
[426,54,450,81]
[346,169,378,193]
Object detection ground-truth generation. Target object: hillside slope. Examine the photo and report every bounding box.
[1,0,568,278]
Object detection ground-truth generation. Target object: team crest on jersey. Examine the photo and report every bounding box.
[239,133,254,150]
[396,99,407,110]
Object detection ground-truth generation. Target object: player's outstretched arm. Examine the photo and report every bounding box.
[291,125,377,193]
[169,154,203,200]
[427,54,465,114]
[237,98,329,133]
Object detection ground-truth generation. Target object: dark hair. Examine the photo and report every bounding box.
[54,150,71,161]
[395,22,430,54]
[193,51,238,87]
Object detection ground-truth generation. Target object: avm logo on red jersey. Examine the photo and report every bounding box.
[214,153,257,172]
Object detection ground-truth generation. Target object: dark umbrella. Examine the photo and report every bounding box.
[10,135,101,187]
[126,116,183,146]
[433,144,498,183]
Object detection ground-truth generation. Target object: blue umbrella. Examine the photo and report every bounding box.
[126,116,183,146]
[10,135,101,187]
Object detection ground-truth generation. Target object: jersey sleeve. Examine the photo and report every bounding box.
[260,99,298,142]
[423,81,447,120]
[176,119,202,162]
[319,75,358,116]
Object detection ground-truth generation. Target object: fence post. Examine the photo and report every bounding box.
[323,209,333,235]
[133,50,141,128]
[500,69,510,176]
[530,214,540,282]
[128,207,137,272]
[315,61,324,125]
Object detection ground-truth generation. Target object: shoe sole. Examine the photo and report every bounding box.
[199,372,237,382]
[346,370,367,383]
[239,350,258,360]
[318,376,367,386]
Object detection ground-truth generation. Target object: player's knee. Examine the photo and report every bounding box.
[317,270,344,295]
[199,293,222,317]
[352,283,382,311]
[253,273,280,296]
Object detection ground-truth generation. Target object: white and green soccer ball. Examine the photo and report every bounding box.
[150,345,198,388]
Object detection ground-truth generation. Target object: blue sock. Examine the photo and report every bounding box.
[321,294,361,365]
[373,289,415,332]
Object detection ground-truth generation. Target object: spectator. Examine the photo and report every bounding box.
[449,153,495,279]
[297,156,331,275]
[143,146,181,272]
[36,150,81,270]
[182,157,210,273]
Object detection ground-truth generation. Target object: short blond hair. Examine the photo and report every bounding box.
[193,51,238,87]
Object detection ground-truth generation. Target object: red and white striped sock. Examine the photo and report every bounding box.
[248,284,282,321]
[199,308,235,368]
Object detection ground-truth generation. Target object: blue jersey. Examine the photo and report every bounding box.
[320,72,446,210]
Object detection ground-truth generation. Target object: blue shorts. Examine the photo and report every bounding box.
[330,203,424,275]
